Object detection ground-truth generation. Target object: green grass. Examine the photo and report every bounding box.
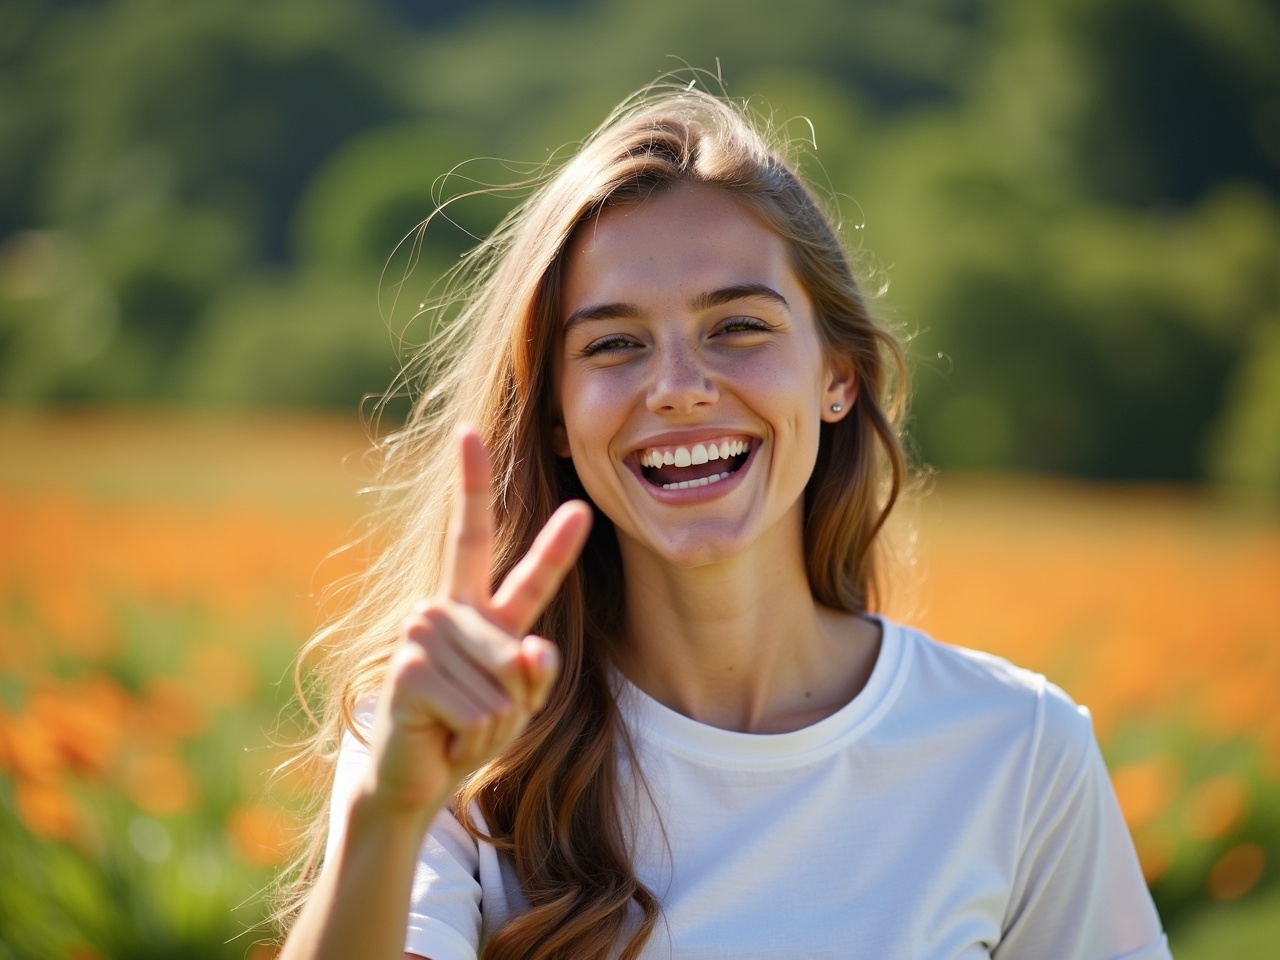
[1169,884,1280,960]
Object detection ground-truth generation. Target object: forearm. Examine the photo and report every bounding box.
[280,787,440,960]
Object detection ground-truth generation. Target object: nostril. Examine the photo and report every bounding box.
[646,375,718,412]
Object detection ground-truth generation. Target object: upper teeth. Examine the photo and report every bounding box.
[639,439,750,469]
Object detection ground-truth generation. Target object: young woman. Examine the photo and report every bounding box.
[278,85,1170,959]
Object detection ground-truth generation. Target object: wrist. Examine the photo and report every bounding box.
[347,773,444,841]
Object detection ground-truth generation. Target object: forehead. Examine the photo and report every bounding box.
[561,184,801,313]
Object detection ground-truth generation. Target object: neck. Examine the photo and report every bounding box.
[613,530,879,734]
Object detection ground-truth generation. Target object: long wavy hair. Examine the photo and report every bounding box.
[278,81,909,960]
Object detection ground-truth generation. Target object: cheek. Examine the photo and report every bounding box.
[722,347,826,416]
[558,368,637,458]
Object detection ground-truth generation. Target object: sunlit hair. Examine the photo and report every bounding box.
[278,80,909,959]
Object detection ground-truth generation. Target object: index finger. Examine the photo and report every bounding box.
[490,500,592,635]
[442,425,493,606]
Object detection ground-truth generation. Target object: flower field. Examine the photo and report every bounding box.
[1,413,1278,957]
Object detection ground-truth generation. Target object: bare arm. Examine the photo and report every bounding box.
[280,428,591,960]
[280,787,440,960]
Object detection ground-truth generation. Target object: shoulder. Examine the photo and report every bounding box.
[885,620,1094,768]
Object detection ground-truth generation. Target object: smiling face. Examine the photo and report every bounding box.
[553,183,855,570]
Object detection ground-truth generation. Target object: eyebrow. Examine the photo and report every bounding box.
[563,283,790,332]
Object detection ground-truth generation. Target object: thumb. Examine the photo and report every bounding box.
[520,635,561,712]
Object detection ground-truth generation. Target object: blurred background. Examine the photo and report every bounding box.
[1,0,1278,956]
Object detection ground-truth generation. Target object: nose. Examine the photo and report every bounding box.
[646,340,718,414]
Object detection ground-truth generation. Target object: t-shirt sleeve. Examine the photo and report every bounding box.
[994,685,1171,960]
[402,807,485,960]
[324,703,485,960]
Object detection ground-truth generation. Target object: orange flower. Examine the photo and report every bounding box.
[1182,773,1249,842]
[0,709,12,772]
[29,675,129,779]
[1197,668,1278,741]
[124,750,198,816]
[227,801,300,867]
[1131,825,1177,885]
[136,676,209,742]
[15,778,79,840]
[1207,843,1265,901]
[1261,713,1280,782]
[1110,757,1179,832]
[5,712,63,783]
[186,641,258,707]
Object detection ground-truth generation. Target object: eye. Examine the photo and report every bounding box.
[715,316,772,336]
[580,333,640,357]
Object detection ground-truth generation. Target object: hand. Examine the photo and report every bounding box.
[363,426,592,815]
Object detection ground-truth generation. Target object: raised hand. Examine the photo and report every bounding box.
[363,426,592,814]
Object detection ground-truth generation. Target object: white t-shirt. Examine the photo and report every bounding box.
[326,619,1171,959]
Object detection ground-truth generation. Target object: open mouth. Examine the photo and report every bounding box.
[637,438,753,490]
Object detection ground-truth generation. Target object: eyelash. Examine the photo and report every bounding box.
[718,317,771,334]
[579,317,772,357]
[580,334,636,357]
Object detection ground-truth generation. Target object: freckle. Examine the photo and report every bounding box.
[805,691,812,698]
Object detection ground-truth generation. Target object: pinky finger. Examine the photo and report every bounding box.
[448,712,499,764]
[521,635,561,712]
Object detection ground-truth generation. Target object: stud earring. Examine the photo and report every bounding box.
[830,403,842,414]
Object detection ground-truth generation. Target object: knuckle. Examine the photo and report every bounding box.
[389,640,425,672]
[514,571,546,601]
[402,599,442,633]
[402,620,436,648]
[388,659,431,702]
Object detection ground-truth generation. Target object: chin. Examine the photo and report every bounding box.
[664,545,744,569]
[626,524,757,570]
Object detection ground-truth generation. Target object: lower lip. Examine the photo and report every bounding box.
[630,446,756,505]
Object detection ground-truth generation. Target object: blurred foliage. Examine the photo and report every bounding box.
[1,0,1279,487]
[0,416,374,958]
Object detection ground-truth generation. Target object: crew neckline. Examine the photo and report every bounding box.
[613,616,913,769]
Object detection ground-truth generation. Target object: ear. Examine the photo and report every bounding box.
[551,417,572,458]
[820,352,858,423]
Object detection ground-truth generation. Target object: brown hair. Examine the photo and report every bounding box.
[279,80,908,959]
